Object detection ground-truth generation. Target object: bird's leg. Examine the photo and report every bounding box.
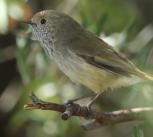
[65,93,96,104]
[86,93,102,111]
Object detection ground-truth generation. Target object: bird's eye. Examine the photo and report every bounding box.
[40,18,46,24]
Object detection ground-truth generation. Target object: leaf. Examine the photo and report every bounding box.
[132,126,144,137]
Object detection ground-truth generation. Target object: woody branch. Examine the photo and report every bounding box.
[24,93,153,130]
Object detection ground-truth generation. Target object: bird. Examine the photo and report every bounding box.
[24,10,153,109]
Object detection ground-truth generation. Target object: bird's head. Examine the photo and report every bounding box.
[24,10,83,43]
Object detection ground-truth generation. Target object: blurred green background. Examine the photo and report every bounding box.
[0,0,153,137]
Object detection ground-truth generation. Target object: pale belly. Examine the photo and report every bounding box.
[52,50,128,93]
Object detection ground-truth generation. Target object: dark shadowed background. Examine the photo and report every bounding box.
[0,0,153,137]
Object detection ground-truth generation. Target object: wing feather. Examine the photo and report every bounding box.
[68,30,138,77]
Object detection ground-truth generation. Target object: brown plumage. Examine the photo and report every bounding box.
[25,10,153,106]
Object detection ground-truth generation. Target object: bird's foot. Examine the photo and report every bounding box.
[86,103,92,112]
[85,93,102,112]
[64,93,96,105]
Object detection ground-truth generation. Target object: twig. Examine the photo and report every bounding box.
[24,93,153,130]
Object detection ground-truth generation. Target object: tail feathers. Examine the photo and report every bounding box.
[135,68,153,81]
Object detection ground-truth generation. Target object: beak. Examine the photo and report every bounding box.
[21,20,37,26]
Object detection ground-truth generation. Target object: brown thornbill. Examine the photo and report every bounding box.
[24,10,153,109]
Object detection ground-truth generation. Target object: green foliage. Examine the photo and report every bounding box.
[132,126,144,137]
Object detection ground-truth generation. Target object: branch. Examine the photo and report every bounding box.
[24,93,153,130]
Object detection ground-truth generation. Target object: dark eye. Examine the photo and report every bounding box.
[40,18,46,24]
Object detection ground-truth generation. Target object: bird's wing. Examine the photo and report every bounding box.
[68,31,138,77]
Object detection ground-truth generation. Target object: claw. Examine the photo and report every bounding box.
[86,93,102,111]
[86,103,92,112]
[64,100,73,106]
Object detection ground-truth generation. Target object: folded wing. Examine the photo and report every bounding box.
[68,30,141,77]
